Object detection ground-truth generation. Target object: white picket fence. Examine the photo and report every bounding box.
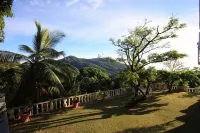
[7,89,128,120]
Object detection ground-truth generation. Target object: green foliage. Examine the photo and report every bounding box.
[78,67,111,93]
[140,67,157,94]
[180,70,200,88]
[110,16,186,73]
[62,56,125,77]
[145,67,157,82]
[0,0,13,42]
[111,16,186,101]
[114,70,139,88]
[0,21,79,107]
[157,70,181,93]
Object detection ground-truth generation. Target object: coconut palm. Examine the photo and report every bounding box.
[0,21,79,106]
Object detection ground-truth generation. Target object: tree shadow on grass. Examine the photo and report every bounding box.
[115,102,200,133]
[9,91,168,133]
[84,91,168,117]
[115,101,200,133]
[10,112,103,133]
[164,102,200,133]
[115,120,175,133]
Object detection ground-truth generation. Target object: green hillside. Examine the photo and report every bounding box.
[61,56,126,77]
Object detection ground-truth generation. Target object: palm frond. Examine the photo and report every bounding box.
[45,31,65,48]
[42,66,67,96]
[47,86,60,96]
[33,21,42,52]
[19,44,35,54]
[40,29,49,49]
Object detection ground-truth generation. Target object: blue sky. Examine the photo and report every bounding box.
[0,0,199,68]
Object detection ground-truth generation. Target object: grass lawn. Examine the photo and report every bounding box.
[9,90,200,133]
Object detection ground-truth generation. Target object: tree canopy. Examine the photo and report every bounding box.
[2,21,79,107]
[78,67,111,93]
[110,17,186,73]
[157,70,181,93]
[0,0,13,42]
[110,16,187,106]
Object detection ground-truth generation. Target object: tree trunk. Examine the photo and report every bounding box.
[138,88,146,99]
[145,82,151,95]
[125,82,147,108]
[168,84,172,93]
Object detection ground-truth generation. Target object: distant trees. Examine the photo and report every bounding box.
[157,70,200,93]
[114,69,139,89]
[110,16,186,106]
[78,67,111,93]
[157,70,181,93]
[114,67,157,95]
[163,55,187,71]
[180,70,200,88]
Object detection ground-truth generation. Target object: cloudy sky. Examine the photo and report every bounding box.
[0,0,199,68]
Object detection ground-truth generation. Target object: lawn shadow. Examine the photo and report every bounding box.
[164,102,200,133]
[10,111,103,133]
[115,102,200,133]
[84,90,168,117]
[115,120,175,133]
[9,91,168,133]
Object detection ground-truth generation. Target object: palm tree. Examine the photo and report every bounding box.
[0,21,79,106]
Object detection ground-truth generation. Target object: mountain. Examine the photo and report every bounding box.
[61,56,126,77]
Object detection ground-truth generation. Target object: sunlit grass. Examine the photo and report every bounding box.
[10,90,200,133]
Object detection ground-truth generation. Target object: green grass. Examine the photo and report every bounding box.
[9,90,200,133]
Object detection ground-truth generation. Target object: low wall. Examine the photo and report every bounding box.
[7,89,128,120]
[187,88,200,94]
[8,85,195,121]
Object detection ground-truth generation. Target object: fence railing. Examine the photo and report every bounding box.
[8,85,200,120]
[187,88,200,94]
[7,89,128,120]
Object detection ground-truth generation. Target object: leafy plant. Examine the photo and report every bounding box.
[110,16,186,106]
[1,21,78,107]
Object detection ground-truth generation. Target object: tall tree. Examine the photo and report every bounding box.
[0,0,15,63]
[110,16,186,105]
[2,21,78,106]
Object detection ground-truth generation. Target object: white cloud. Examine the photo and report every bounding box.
[4,18,62,36]
[79,4,90,11]
[65,0,79,7]
[4,4,198,68]
[87,0,103,10]
[65,0,103,10]
[30,0,52,6]
[30,0,43,6]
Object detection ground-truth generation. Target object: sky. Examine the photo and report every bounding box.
[0,0,199,69]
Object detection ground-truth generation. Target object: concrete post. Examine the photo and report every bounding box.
[0,95,10,133]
